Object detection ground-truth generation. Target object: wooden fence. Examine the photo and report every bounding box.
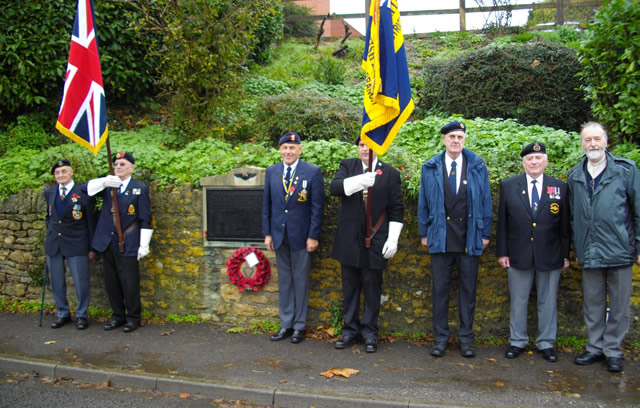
[286,0,602,33]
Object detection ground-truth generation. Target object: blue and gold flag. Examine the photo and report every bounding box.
[361,0,414,155]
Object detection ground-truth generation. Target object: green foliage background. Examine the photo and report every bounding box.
[578,0,640,144]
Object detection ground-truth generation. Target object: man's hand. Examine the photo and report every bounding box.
[482,239,490,249]
[562,258,570,271]
[498,256,510,268]
[636,255,640,265]
[306,238,319,252]
[88,251,95,261]
[264,235,273,251]
[421,237,428,248]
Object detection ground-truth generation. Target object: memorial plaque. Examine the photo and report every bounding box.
[205,188,264,241]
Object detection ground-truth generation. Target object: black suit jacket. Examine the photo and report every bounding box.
[44,182,95,257]
[92,178,152,256]
[496,173,570,271]
[329,158,404,269]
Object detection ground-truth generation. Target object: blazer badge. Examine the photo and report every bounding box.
[550,202,560,214]
[72,204,83,220]
[297,180,308,202]
[128,204,136,215]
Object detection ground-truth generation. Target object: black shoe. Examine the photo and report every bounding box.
[606,357,623,373]
[575,351,603,365]
[76,317,89,330]
[270,328,293,341]
[431,342,447,357]
[104,320,126,331]
[290,329,305,343]
[539,348,557,362]
[364,338,377,353]
[460,343,475,358]
[123,322,138,333]
[335,335,360,349]
[51,316,72,329]
[505,346,524,359]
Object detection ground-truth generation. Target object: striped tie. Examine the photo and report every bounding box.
[60,186,67,200]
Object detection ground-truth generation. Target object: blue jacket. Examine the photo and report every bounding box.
[262,160,324,250]
[418,149,493,256]
[92,178,152,256]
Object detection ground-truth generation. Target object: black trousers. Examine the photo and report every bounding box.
[341,264,383,340]
[103,243,141,324]
[430,252,479,344]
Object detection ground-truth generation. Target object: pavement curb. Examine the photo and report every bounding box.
[0,355,459,408]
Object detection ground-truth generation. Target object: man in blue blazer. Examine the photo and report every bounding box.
[44,159,95,330]
[262,132,324,343]
[88,152,153,333]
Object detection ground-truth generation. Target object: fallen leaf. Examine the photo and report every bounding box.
[279,379,288,384]
[160,331,172,336]
[179,392,190,399]
[485,358,497,363]
[64,347,70,352]
[567,393,581,398]
[495,381,505,387]
[325,327,335,337]
[320,368,360,379]
[44,341,56,345]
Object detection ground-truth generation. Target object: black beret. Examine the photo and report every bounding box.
[112,152,135,164]
[440,121,466,135]
[278,132,301,145]
[354,135,362,145]
[51,159,71,175]
[520,142,546,157]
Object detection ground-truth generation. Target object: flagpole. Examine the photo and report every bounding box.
[365,152,373,248]
[106,138,125,253]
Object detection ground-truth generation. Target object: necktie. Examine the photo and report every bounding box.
[284,166,291,185]
[60,186,67,200]
[449,161,457,195]
[531,180,539,214]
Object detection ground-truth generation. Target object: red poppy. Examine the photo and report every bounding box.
[376,169,383,175]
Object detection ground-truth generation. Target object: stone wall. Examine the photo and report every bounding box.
[1,185,639,342]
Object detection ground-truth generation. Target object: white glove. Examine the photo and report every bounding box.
[87,175,122,195]
[382,221,403,259]
[343,172,376,196]
[137,228,154,261]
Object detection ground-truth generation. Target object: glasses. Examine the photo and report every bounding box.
[114,162,129,167]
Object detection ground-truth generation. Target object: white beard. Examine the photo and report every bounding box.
[585,148,605,161]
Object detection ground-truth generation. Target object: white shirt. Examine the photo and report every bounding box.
[119,177,132,193]
[59,180,74,197]
[444,154,463,192]
[283,159,299,179]
[526,174,544,208]
[361,158,379,173]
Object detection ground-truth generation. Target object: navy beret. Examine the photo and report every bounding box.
[278,132,301,146]
[520,142,546,157]
[354,135,362,145]
[440,121,466,135]
[112,152,135,164]
[51,159,71,175]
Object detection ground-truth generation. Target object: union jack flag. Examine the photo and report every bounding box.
[56,0,108,156]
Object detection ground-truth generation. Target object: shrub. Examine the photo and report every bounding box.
[578,0,640,144]
[253,90,361,144]
[416,42,590,131]
[0,115,58,156]
[314,55,345,85]
[283,1,317,38]
[0,0,161,122]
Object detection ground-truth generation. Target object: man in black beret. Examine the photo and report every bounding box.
[262,132,324,344]
[497,142,570,363]
[417,121,493,358]
[88,152,153,333]
[44,159,95,329]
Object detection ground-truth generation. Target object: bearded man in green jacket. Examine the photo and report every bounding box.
[568,122,640,373]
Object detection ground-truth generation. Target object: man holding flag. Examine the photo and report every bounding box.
[328,0,411,353]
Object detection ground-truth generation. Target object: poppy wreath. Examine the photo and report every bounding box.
[226,247,271,292]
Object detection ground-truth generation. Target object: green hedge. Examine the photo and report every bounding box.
[416,43,590,131]
[3,118,639,201]
[253,90,362,144]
